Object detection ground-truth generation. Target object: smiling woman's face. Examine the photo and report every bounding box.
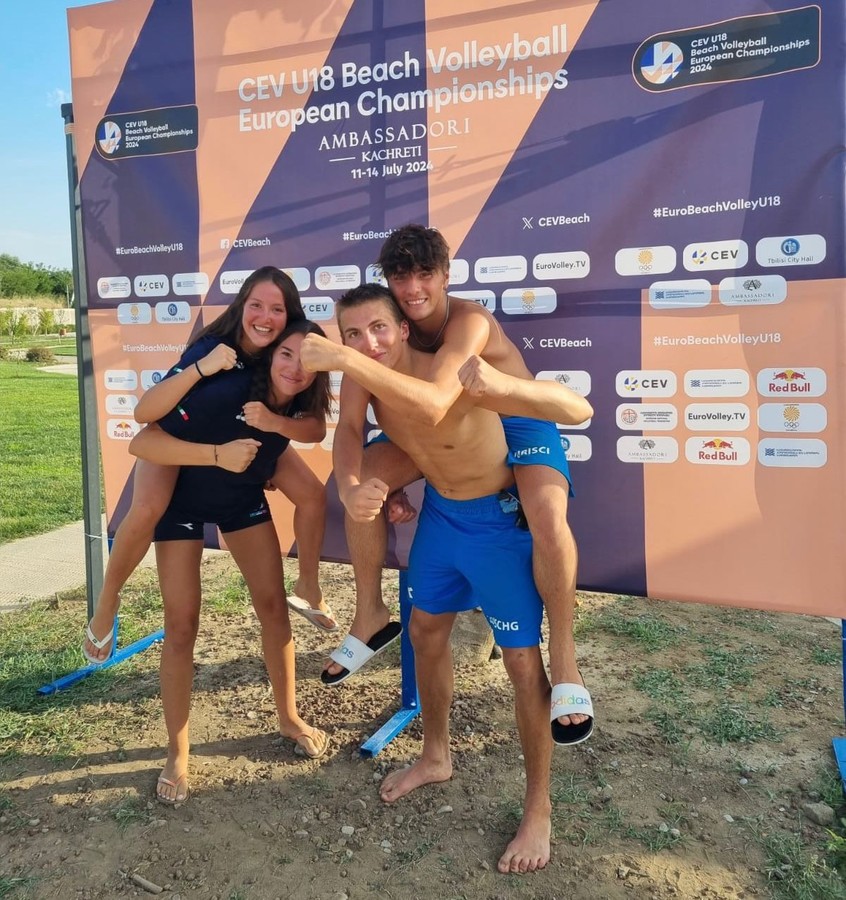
[239,280,289,353]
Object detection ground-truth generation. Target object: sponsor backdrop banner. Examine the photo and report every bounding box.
[68,1,844,617]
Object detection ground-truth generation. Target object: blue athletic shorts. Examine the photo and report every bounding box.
[406,483,543,648]
[501,416,574,496]
[366,417,573,495]
[154,490,272,541]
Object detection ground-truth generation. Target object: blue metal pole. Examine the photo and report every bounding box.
[360,569,419,757]
[38,629,165,695]
[832,619,846,792]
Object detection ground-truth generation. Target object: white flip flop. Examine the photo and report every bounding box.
[82,622,114,665]
[286,594,339,633]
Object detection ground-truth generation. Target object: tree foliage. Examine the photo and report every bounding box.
[0,254,73,301]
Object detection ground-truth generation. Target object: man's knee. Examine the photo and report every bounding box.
[409,610,451,652]
[501,645,545,684]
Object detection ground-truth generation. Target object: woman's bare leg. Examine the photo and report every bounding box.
[225,522,326,753]
[270,449,332,626]
[84,461,178,660]
[154,538,203,802]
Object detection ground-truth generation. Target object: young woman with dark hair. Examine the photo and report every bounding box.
[83,267,335,664]
[127,319,333,803]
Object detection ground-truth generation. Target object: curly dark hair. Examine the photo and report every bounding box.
[249,319,332,421]
[376,224,450,278]
[192,266,305,354]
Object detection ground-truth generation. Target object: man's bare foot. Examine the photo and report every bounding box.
[380,758,452,803]
[156,757,189,805]
[497,809,551,874]
[323,605,393,678]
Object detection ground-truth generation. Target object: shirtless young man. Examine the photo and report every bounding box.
[321,224,594,745]
[300,285,592,873]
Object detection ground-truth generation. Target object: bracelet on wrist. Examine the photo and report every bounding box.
[195,360,205,378]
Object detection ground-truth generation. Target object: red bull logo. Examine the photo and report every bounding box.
[108,419,138,441]
[699,437,738,461]
[769,369,810,393]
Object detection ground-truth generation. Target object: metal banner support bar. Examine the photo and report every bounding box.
[38,105,166,694]
[831,619,846,792]
[38,629,165,695]
[360,570,419,757]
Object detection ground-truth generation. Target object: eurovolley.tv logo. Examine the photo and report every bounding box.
[98,120,122,155]
[640,41,683,85]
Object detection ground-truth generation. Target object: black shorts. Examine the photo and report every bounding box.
[154,493,272,541]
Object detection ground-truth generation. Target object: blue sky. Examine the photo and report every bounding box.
[0,1,100,271]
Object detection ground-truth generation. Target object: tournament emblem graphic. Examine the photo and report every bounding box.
[639,41,683,84]
[97,120,122,155]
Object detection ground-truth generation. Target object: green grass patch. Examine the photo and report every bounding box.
[0,334,76,354]
[110,795,154,831]
[0,874,37,899]
[715,605,780,634]
[625,822,682,852]
[762,831,846,900]
[827,823,846,880]
[0,358,85,542]
[204,571,251,615]
[578,607,685,652]
[697,700,780,745]
[811,647,840,667]
[633,668,687,703]
[813,769,846,812]
[0,580,163,761]
[645,706,691,745]
[548,773,602,845]
[551,772,592,807]
[685,646,760,689]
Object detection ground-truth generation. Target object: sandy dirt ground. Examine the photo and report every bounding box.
[1,557,844,900]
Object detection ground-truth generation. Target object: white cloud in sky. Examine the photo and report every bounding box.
[47,88,70,108]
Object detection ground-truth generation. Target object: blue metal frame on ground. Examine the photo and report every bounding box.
[360,570,419,757]
[38,622,165,695]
